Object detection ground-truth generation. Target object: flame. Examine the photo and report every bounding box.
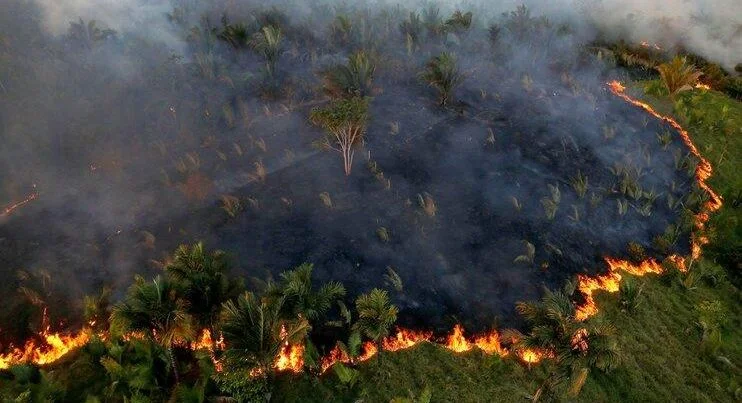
[1,190,38,217]
[573,81,724,321]
[518,348,550,364]
[445,324,472,353]
[0,326,91,369]
[274,343,304,372]
[382,328,432,351]
[190,329,225,372]
[695,83,711,90]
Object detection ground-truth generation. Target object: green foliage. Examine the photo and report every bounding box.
[332,362,360,390]
[400,12,424,49]
[626,242,646,263]
[165,242,243,337]
[323,51,376,98]
[355,289,398,346]
[213,370,269,403]
[110,276,195,347]
[310,97,370,134]
[267,263,346,323]
[619,278,644,313]
[249,25,282,73]
[657,56,702,97]
[419,52,463,106]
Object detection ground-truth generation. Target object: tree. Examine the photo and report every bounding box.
[267,263,346,323]
[67,18,116,49]
[420,52,464,106]
[249,25,282,74]
[657,56,702,97]
[165,242,243,349]
[354,289,398,358]
[510,289,620,401]
[310,96,370,176]
[323,51,376,98]
[444,11,473,36]
[220,292,310,377]
[110,276,195,384]
[83,286,112,332]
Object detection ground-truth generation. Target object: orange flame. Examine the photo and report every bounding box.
[445,324,472,352]
[274,343,304,372]
[0,327,91,369]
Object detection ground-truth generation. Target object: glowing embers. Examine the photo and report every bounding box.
[1,187,38,217]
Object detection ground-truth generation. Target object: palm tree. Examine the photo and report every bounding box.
[220,292,310,376]
[444,11,473,36]
[657,56,702,97]
[100,339,165,401]
[310,96,370,176]
[510,289,620,401]
[420,52,464,106]
[399,12,424,50]
[267,263,346,323]
[110,275,195,384]
[323,51,376,98]
[354,289,398,358]
[249,25,283,74]
[83,286,112,332]
[165,242,243,349]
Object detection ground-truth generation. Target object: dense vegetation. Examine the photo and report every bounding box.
[1,2,741,402]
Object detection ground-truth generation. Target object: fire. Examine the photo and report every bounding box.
[695,83,711,90]
[190,329,225,372]
[274,343,304,372]
[1,190,38,217]
[474,332,506,356]
[518,348,549,364]
[571,81,725,321]
[445,324,472,352]
[382,328,432,351]
[0,327,91,369]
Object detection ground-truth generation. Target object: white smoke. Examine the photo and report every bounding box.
[32,0,742,70]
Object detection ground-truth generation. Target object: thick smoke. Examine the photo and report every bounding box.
[0,0,724,346]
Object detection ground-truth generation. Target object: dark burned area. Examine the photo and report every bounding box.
[0,75,694,348]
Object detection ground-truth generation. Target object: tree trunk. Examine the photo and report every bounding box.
[168,346,180,384]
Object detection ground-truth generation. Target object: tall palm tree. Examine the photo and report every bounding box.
[420,52,464,106]
[249,25,283,74]
[267,263,346,323]
[220,292,310,376]
[323,51,376,99]
[110,275,195,384]
[354,289,398,358]
[165,242,243,349]
[510,289,620,401]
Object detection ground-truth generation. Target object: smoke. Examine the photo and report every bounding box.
[0,0,718,344]
[32,0,742,70]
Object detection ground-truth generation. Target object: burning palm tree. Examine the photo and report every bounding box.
[220,292,310,377]
[508,289,620,401]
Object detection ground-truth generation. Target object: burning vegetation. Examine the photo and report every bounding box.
[0,0,738,402]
